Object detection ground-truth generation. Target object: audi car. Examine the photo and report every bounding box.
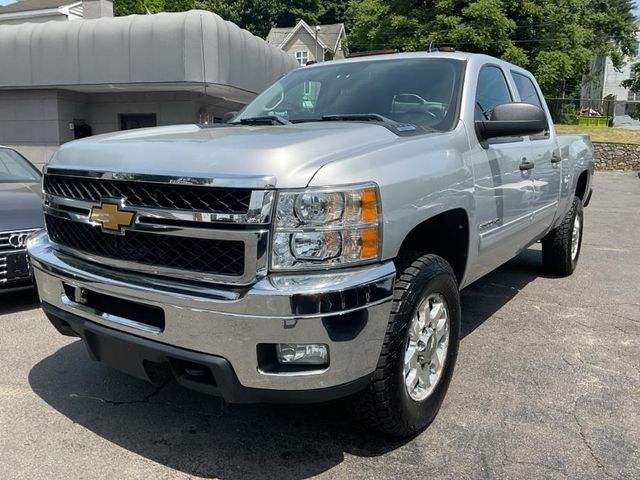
[0,146,43,293]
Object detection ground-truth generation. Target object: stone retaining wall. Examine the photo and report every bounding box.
[592,142,640,171]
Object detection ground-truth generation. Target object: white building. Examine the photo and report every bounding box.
[581,18,640,126]
[0,6,298,167]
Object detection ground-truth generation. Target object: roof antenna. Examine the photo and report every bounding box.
[427,41,439,52]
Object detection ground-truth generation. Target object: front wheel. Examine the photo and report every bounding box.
[347,253,461,437]
[542,196,584,276]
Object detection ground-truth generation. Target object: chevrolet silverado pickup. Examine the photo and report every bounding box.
[28,51,593,437]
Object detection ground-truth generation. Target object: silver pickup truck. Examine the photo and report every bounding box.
[28,51,593,437]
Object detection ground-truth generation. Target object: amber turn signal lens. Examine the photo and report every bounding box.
[361,188,379,223]
[360,227,379,259]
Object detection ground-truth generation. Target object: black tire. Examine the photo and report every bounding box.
[347,252,461,438]
[542,196,584,276]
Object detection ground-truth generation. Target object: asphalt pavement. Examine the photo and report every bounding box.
[0,172,638,479]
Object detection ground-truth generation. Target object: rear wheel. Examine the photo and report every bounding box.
[347,252,461,437]
[542,196,584,276]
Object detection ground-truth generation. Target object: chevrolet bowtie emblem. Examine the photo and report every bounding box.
[89,202,135,233]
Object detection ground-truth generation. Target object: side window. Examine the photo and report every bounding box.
[475,66,512,121]
[511,72,543,109]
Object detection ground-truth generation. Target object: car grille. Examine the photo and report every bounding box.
[45,215,245,276]
[1,229,37,285]
[43,174,252,213]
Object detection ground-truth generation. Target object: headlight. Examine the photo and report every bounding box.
[271,184,381,270]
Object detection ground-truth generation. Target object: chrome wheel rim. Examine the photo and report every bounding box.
[403,293,450,401]
[571,214,581,261]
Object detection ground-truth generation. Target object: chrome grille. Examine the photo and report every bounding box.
[44,174,252,213]
[0,229,37,253]
[0,255,6,285]
[45,215,245,276]
[0,229,38,285]
[42,169,274,285]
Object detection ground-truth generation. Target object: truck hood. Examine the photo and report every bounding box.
[49,123,407,188]
[0,182,44,232]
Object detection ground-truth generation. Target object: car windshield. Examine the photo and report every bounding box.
[0,148,40,183]
[233,57,465,131]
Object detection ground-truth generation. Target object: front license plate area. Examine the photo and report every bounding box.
[6,252,30,280]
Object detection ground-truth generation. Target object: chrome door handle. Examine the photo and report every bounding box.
[519,159,535,171]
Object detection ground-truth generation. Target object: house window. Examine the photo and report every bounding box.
[295,50,309,66]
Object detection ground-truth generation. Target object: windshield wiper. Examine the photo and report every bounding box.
[238,115,290,126]
[321,113,435,133]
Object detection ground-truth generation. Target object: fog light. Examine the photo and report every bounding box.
[276,343,329,365]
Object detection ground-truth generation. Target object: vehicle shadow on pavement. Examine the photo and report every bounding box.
[460,247,546,338]
[28,248,547,479]
[0,289,39,315]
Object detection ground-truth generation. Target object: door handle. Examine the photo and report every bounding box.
[551,154,562,163]
[519,159,535,171]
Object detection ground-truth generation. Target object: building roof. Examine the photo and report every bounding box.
[0,10,298,103]
[0,0,74,14]
[267,20,345,53]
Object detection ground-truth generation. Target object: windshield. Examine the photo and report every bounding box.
[0,148,41,183]
[234,57,465,131]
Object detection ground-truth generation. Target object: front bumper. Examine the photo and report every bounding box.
[28,231,395,401]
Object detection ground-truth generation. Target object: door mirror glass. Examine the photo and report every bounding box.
[475,102,547,140]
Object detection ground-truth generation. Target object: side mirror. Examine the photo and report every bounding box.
[475,102,547,140]
[222,111,238,123]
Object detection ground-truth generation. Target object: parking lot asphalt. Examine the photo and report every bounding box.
[0,172,638,480]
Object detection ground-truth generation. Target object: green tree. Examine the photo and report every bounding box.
[276,0,325,26]
[318,0,350,24]
[113,0,351,38]
[346,0,637,96]
[621,62,640,93]
[194,0,284,38]
[165,0,195,11]
[113,0,170,16]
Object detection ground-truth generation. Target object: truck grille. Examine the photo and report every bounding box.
[45,215,245,276]
[44,174,252,213]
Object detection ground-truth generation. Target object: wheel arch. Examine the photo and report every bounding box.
[574,169,590,203]
[395,208,470,285]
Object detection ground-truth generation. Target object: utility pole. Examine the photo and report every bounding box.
[315,26,321,62]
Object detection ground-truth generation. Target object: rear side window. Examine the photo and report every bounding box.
[475,66,512,120]
[512,72,543,109]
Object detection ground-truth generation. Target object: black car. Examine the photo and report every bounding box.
[0,146,43,292]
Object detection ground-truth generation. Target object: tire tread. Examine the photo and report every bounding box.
[348,251,457,437]
[542,196,583,276]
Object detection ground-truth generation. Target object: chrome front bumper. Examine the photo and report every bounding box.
[28,231,395,392]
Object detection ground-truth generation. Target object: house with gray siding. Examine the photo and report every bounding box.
[266,19,346,65]
[581,18,640,126]
[0,5,298,167]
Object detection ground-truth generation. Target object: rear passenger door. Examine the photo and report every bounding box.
[472,66,536,275]
[511,71,561,235]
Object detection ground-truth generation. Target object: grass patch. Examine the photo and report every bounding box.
[555,124,640,144]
